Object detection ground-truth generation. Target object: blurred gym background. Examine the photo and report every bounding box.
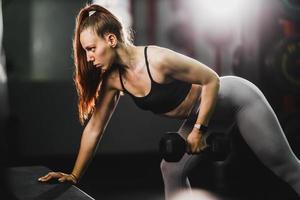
[0,0,299,199]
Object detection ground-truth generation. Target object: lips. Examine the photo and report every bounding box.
[94,64,107,73]
[94,63,102,68]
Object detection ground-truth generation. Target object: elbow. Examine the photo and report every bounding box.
[204,73,220,93]
[208,72,220,89]
[214,76,220,94]
[214,74,220,90]
[212,70,220,83]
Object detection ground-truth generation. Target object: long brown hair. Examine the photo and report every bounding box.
[73,4,132,124]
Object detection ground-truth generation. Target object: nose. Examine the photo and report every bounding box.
[86,52,95,62]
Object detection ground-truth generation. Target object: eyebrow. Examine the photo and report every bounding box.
[83,45,94,50]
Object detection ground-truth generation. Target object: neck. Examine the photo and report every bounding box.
[114,43,137,70]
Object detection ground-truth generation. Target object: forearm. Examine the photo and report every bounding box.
[71,129,103,181]
[195,76,220,127]
[70,92,120,181]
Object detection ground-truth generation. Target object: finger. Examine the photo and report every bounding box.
[38,172,61,182]
[195,147,201,153]
[38,176,52,182]
[47,172,58,177]
[42,174,56,182]
[189,146,196,154]
[193,143,199,153]
[50,172,64,179]
[40,173,50,179]
[38,173,51,181]
[58,176,66,182]
[58,172,67,177]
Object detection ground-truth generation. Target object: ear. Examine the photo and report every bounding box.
[105,33,118,48]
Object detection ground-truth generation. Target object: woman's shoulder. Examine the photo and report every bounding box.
[146,45,179,73]
[147,45,172,55]
[147,45,178,62]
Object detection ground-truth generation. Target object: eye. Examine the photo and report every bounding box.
[86,47,96,52]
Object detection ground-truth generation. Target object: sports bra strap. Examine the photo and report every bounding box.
[119,46,154,94]
[118,67,127,92]
[144,46,154,82]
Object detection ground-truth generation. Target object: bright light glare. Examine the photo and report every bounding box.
[171,189,219,200]
[93,0,132,28]
[200,0,240,22]
[206,0,238,18]
[187,0,241,39]
[0,64,7,83]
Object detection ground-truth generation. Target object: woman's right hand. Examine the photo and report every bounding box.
[38,172,78,184]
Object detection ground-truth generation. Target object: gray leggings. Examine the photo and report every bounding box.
[160,76,300,199]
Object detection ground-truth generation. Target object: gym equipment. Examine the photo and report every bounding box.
[281,0,300,20]
[5,166,95,200]
[264,36,300,94]
[159,132,231,162]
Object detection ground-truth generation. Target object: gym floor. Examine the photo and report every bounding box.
[78,131,298,200]
[4,144,299,200]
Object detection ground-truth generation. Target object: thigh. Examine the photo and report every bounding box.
[236,97,297,166]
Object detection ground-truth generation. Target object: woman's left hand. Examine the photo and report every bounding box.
[186,129,209,154]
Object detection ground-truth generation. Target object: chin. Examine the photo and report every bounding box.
[105,63,114,71]
[101,65,111,74]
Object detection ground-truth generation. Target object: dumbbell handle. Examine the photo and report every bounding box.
[159,132,230,162]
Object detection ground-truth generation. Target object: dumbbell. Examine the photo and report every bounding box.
[159,132,230,162]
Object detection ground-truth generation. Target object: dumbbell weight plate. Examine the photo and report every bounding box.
[159,132,187,162]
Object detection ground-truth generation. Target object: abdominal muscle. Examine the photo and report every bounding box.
[161,84,202,119]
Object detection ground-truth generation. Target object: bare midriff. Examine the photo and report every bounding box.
[162,84,202,119]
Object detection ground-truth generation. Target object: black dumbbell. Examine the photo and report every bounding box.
[159,132,230,162]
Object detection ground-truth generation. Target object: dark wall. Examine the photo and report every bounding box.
[7,81,181,156]
[30,0,82,80]
[3,0,83,81]
[3,0,31,79]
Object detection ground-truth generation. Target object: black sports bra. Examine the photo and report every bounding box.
[119,46,192,114]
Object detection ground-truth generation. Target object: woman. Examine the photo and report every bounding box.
[38,4,300,199]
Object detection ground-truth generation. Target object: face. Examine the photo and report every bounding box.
[80,27,116,73]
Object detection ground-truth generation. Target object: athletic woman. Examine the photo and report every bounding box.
[38,4,300,199]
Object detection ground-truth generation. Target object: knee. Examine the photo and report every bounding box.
[263,150,300,180]
[259,143,293,168]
